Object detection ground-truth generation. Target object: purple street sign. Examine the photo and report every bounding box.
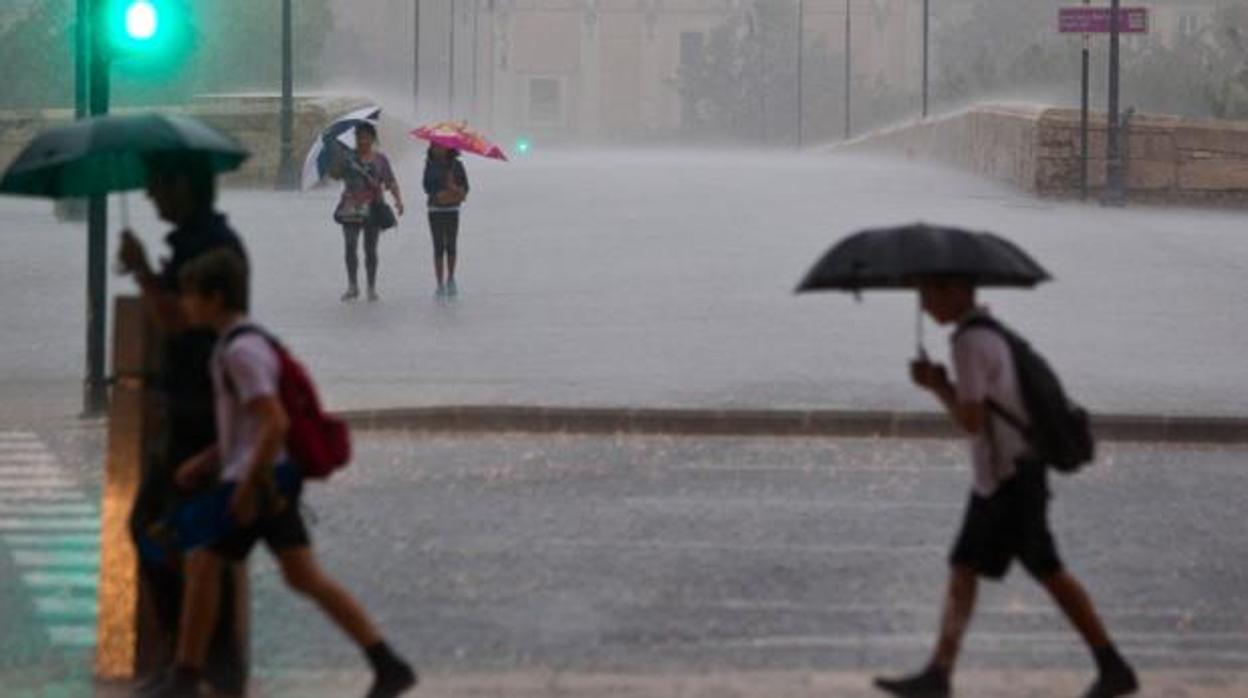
[1059,7,1149,34]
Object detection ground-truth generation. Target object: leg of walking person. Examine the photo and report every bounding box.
[1039,570,1138,696]
[874,565,974,697]
[429,213,447,296]
[363,225,381,301]
[275,546,417,697]
[444,212,460,296]
[342,224,361,301]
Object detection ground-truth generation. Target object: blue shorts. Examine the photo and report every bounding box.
[174,462,307,561]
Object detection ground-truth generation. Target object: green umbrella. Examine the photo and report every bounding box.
[0,112,249,199]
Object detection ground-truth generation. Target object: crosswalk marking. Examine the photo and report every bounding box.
[0,503,99,517]
[3,533,99,548]
[13,549,101,568]
[47,624,97,647]
[34,596,99,618]
[0,465,76,478]
[0,490,91,503]
[22,571,100,589]
[0,477,81,490]
[0,517,102,532]
[0,431,101,649]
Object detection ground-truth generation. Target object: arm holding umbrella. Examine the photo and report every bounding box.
[117,231,189,333]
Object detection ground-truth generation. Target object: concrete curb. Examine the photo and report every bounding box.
[340,405,1248,444]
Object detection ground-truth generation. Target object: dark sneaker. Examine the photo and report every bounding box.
[365,660,417,698]
[131,671,201,698]
[873,665,950,698]
[1082,663,1139,698]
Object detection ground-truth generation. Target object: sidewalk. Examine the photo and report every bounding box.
[84,670,1248,697]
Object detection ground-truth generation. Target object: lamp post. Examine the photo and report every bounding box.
[276,0,299,190]
[844,0,852,139]
[796,0,804,147]
[921,0,929,118]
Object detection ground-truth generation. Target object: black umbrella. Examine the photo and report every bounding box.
[796,223,1051,354]
[796,223,1051,292]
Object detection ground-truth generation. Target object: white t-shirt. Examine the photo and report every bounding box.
[211,320,287,482]
[951,309,1031,497]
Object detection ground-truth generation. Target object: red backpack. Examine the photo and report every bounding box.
[223,326,351,480]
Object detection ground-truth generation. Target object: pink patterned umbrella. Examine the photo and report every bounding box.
[410,121,508,161]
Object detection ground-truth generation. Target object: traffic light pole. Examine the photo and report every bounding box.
[76,0,91,119]
[85,0,111,416]
[276,0,299,190]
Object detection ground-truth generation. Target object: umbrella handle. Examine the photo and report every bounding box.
[915,297,929,361]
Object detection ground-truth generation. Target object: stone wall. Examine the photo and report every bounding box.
[0,94,397,189]
[841,103,1248,206]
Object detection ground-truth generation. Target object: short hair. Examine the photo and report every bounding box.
[145,151,217,209]
[354,122,378,140]
[179,249,249,312]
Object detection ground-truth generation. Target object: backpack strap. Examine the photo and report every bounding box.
[953,314,1031,437]
[219,324,283,399]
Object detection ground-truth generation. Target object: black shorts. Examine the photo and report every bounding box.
[209,487,310,561]
[950,462,1064,581]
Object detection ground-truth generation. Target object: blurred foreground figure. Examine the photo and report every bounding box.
[117,152,251,696]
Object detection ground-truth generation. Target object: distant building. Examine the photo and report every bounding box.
[329,0,925,144]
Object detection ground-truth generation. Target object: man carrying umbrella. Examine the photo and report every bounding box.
[798,224,1138,698]
[117,150,252,696]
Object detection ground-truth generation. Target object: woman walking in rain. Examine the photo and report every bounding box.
[332,122,404,302]
[423,145,469,299]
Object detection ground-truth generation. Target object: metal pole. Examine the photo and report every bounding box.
[448,1,456,117]
[1104,0,1124,206]
[85,0,110,416]
[921,0,929,118]
[76,0,90,119]
[472,0,481,123]
[276,0,298,190]
[413,0,421,118]
[844,0,852,139]
[796,0,804,148]
[1080,17,1090,201]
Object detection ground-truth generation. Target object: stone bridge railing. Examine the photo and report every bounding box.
[838,103,1248,206]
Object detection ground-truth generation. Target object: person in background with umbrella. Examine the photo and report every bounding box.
[411,121,505,300]
[798,225,1138,698]
[117,151,251,697]
[330,122,404,303]
[422,144,469,299]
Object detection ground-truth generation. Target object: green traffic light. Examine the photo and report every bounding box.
[515,138,532,155]
[102,0,193,71]
[124,1,158,41]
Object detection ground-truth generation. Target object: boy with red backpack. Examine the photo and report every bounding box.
[139,249,416,698]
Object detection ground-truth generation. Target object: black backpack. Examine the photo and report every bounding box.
[956,315,1094,473]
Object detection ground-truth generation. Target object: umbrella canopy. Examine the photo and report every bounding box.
[0,112,248,199]
[796,223,1051,293]
[301,104,382,190]
[411,121,508,161]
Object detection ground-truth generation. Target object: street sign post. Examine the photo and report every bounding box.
[1059,5,1148,204]
[1059,7,1148,34]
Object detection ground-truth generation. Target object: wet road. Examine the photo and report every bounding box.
[4,428,1248,691]
[3,151,1248,423]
